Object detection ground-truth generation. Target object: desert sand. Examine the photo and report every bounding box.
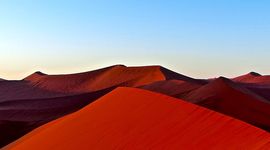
[1,65,270,149]
[5,88,270,150]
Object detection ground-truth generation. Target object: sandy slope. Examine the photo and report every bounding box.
[140,79,202,98]
[23,65,198,93]
[0,80,67,101]
[0,65,200,147]
[5,88,270,150]
[233,72,262,82]
[1,65,194,100]
[0,87,113,148]
[234,72,270,84]
[244,84,270,100]
[184,77,270,131]
[2,65,270,149]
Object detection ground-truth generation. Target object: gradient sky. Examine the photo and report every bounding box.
[1,0,270,79]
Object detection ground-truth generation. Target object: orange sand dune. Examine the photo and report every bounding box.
[24,65,199,93]
[184,77,270,131]
[5,88,270,150]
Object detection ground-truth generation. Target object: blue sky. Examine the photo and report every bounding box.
[0,0,270,79]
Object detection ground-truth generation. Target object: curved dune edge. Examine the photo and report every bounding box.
[233,72,262,82]
[22,65,199,93]
[22,65,202,93]
[5,87,270,150]
[234,72,270,84]
[183,77,270,131]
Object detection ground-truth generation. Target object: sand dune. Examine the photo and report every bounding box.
[0,87,114,148]
[234,72,270,84]
[141,76,270,131]
[5,88,270,150]
[244,85,270,100]
[24,65,199,93]
[184,77,270,131]
[233,72,262,82]
[0,80,67,101]
[141,80,202,98]
[1,65,270,149]
[0,65,201,147]
[2,65,189,101]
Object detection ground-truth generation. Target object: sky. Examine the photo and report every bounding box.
[0,0,270,79]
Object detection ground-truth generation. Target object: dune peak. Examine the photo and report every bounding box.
[33,71,46,76]
[110,64,127,68]
[213,76,232,84]
[23,71,47,81]
[249,71,261,76]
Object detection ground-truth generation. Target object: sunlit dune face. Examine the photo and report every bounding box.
[6,88,270,150]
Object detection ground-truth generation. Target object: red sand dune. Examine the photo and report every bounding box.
[233,72,262,82]
[184,77,270,131]
[141,76,270,131]
[0,65,203,147]
[140,80,202,98]
[0,80,67,101]
[233,72,270,100]
[5,88,270,150]
[244,84,270,101]
[2,65,270,149]
[23,65,199,93]
[0,87,114,148]
[1,65,187,101]
[234,72,270,84]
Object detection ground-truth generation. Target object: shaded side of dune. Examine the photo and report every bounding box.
[184,77,270,131]
[0,80,68,101]
[0,87,114,148]
[140,80,202,98]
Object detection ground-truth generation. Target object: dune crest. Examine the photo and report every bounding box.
[234,72,270,84]
[23,65,198,93]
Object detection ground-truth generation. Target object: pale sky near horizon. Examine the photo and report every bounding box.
[0,0,270,79]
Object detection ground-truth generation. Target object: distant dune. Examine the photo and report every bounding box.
[1,65,270,149]
[233,72,262,82]
[141,80,202,97]
[0,80,67,101]
[23,65,200,93]
[234,72,270,84]
[5,88,270,150]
